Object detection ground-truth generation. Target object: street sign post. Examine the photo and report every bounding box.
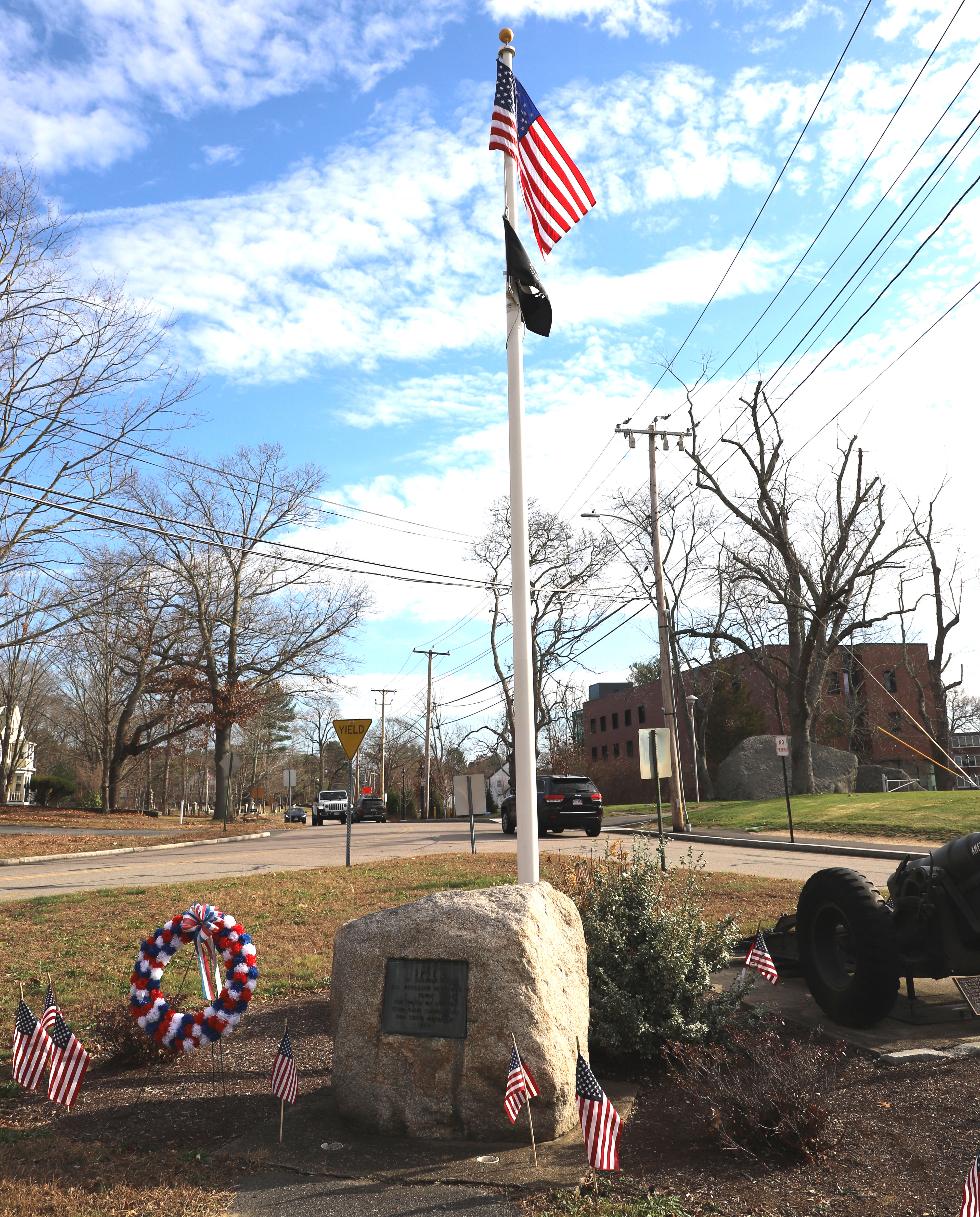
[638,728,671,871]
[333,719,373,867]
[774,736,794,843]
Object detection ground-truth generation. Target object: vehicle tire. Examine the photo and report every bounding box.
[501,808,516,835]
[551,827,564,834]
[797,867,899,1028]
[586,822,601,837]
[538,823,549,837]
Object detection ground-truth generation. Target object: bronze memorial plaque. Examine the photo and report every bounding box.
[381,958,469,1039]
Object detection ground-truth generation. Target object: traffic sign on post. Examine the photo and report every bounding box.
[775,735,790,757]
[333,719,372,760]
[774,736,794,842]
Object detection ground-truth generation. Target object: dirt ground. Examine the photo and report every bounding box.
[4,994,980,1217]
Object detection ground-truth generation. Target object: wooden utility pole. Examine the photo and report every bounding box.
[615,420,690,832]
[413,649,449,819]
[371,687,396,805]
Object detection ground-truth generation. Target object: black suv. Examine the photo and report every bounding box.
[344,796,387,824]
[500,774,603,837]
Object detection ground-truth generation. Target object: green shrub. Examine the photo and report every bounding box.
[580,846,739,1058]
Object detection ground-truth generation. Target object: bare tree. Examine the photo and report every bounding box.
[133,444,368,820]
[55,549,208,809]
[0,166,191,640]
[897,484,963,787]
[472,498,616,771]
[684,381,916,793]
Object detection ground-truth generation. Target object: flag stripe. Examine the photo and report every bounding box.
[744,931,779,984]
[961,1154,980,1217]
[489,59,594,257]
[576,1052,621,1171]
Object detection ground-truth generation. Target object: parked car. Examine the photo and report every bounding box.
[500,774,603,837]
[313,789,349,825]
[342,795,387,824]
[283,805,308,824]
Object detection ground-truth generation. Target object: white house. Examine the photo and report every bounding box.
[0,705,35,803]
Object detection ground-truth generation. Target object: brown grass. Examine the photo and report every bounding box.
[0,814,292,860]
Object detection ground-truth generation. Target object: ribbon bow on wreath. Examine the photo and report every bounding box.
[180,903,221,938]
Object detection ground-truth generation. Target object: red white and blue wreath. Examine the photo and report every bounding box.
[129,902,259,1052]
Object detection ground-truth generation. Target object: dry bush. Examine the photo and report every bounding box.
[88,1003,170,1069]
[666,1018,846,1161]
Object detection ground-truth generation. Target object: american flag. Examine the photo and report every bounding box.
[576,1052,621,1171]
[504,1043,539,1123]
[271,1026,298,1105]
[962,1154,980,1217]
[490,58,595,257]
[38,982,57,1036]
[744,931,779,984]
[47,1009,89,1109]
[11,998,49,1092]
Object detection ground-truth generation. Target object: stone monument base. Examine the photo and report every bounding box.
[329,881,589,1141]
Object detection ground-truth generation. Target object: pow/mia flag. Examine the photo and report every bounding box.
[504,217,552,337]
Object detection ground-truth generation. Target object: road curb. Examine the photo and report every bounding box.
[0,830,273,867]
[610,826,929,862]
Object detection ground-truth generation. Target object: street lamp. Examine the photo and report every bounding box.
[686,693,700,808]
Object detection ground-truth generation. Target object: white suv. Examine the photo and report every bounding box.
[314,789,349,825]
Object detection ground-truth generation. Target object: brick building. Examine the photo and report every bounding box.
[951,732,980,790]
[582,643,942,802]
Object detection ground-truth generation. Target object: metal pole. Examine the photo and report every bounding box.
[345,758,353,867]
[781,755,795,844]
[687,695,700,808]
[653,740,666,872]
[414,650,449,819]
[498,30,539,886]
[372,687,396,807]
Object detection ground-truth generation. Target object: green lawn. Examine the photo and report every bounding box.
[609,789,980,842]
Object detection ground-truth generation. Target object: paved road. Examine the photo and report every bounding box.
[232,1175,518,1217]
[0,819,899,904]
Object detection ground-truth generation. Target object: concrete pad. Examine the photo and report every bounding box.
[717,966,980,1055]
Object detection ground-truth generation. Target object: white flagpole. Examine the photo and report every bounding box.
[498,28,539,887]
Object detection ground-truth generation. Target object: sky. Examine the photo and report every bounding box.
[3,0,980,743]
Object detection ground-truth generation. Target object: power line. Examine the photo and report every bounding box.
[555,0,874,518]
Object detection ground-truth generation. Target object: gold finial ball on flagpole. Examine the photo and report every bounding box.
[499,27,514,44]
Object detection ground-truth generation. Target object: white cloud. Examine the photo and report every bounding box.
[0,0,463,173]
[202,144,243,166]
[483,0,679,40]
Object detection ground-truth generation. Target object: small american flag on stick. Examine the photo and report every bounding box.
[272,1025,298,1106]
[504,1042,538,1123]
[47,1009,89,1109]
[38,981,57,1038]
[576,1051,621,1171]
[490,57,595,257]
[12,996,49,1092]
[744,930,779,984]
[961,1153,980,1217]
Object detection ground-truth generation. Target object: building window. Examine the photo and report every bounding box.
[884,669,898,693]
[827,671,840,695]
[600,715,606,732]
[612,712,619,730]
[626,739,634,757]
[624,708,632,726]
[592,746,598,760]
[613,742,620,758]
[590,717,596,734]
[601,744,608,759]
[638,705,646,724]
[888,711,903,733]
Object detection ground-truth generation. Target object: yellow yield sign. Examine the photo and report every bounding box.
[333,718,372,760]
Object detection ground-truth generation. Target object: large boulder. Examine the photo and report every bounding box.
[716,735,858,800]
[329,881,589,1141]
